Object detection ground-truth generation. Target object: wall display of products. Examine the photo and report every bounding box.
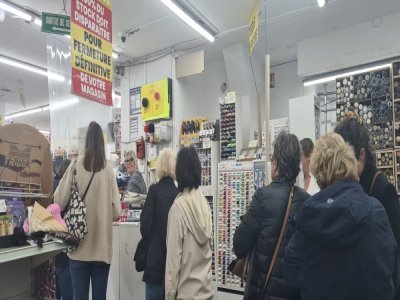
[254,160,266,191]
[393,61,400,146]
[396,151,400,194]
[217,162,254,291]
[198,148,212,186]
[180,116,206,145]
[219,97,237,161]
[375,150,395,185]
[336,67,393,149]
[205,195,216,278]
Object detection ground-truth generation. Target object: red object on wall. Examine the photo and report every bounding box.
[136,137,145,159]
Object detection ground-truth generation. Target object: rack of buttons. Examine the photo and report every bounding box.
[217,161,254,291]
[375,150,395,186]
[336,67,393,149]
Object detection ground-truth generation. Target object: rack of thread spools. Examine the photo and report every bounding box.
[336,67,393,150]
[392,60,400,194]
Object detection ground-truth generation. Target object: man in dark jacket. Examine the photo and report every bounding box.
[233,132,309,300]
[284,132,400,300]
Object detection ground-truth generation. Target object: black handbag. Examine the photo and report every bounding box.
[134,237,149,272]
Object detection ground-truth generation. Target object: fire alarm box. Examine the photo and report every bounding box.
[141,78,172,121]
[136,137,145,159]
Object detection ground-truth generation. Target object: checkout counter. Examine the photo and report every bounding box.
[107,221,145,300]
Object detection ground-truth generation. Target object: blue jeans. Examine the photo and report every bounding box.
[69,259,110,300]
[146,283,163,300]
[55,264,73,300]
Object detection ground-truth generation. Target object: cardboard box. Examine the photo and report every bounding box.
[0,124,53,206]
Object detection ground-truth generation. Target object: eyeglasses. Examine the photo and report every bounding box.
[124,158,134,164]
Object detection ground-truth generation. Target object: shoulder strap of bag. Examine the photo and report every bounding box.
[261,186,294,297]
[370,171,382,196]
[81,172,95,202]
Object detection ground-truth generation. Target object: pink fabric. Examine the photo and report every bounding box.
[47,204,67,229]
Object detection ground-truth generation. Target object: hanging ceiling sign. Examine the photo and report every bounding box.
[41,12,70,35]
[71,0,113,106]
[249,0,259,54]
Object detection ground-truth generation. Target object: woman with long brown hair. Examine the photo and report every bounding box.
[54,121,121,300]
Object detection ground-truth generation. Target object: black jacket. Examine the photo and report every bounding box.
[233,181,309,300]
[361,163,400,300]
[140,177,178,285]
[284,180,400,300]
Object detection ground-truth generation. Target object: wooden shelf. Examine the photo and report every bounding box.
[377,165,394,169]
[394,99,400,102]
[393,75,400,79]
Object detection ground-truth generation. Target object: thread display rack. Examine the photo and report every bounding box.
[216,161,254,291]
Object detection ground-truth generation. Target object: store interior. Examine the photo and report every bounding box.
[1,0,400,299]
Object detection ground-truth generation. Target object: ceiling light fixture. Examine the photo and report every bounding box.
[5,98,80,120]
[159,0,215,42]
[5,105,48,120]
[0,1,32,21]
[303,63,392,86]
[317,0,326,7]
[0,55,65,82]
[34,17,42,26]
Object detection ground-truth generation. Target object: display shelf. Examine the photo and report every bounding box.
[217,285,246,293]
[0,241,67,264]
[0,191,49,199]
[377,165,394,169]
[216,161,254,291]
[394,75,400,79]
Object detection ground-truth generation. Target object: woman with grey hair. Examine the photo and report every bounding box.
[233,132,309,300]
[124,150,147,195]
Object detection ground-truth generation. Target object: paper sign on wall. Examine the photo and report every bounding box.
[71,0,113,106]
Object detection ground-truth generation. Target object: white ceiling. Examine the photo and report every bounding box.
[0,0,400,130]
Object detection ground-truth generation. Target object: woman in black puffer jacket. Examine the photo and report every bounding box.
[233,132,309,300]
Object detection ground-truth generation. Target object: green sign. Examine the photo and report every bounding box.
[41,12,70,35]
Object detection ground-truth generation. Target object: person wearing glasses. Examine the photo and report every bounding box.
[284,132,399,300]
[233,132,309,300]
[124,150,147,195]
[297,138,319,195]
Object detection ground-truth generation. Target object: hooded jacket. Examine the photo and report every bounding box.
[165,188,213,300]
[284,180,400,300]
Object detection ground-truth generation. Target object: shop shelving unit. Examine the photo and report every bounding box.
[336,67,393,150]
[197,141,219,279]
[375,150,395,186]
[219,92,243,162]
[216,161,254,291]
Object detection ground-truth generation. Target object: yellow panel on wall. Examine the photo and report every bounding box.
[141,78,172,121]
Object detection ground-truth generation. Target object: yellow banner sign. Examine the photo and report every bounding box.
[249,0,259,54]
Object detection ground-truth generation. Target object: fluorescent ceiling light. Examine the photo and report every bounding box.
[0,1,32,22]
[317,0,326,7]
[159,0,215,42]
[0,56,65,82]
[5,105,48,120]
[34,18,42,26]
[5,98,79,120]
[303,63,392,87]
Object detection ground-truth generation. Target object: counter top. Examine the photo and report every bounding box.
[0,241,68,264]
[113,222,140,227]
